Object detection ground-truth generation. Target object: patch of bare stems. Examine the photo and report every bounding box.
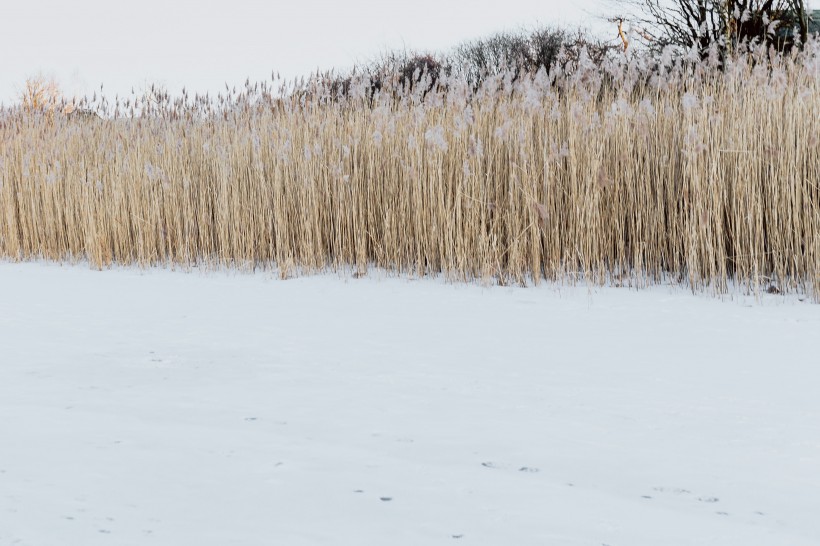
[1,37,818,299]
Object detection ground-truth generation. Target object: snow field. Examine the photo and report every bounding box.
[1,262,819,545]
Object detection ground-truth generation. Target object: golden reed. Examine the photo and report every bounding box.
[1,42,818,297]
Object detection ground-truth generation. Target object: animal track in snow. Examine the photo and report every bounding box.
[653,487,691,495]
[648,487,726,511]
[481,461,540,473]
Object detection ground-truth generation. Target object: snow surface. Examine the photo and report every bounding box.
[1,261,819,546]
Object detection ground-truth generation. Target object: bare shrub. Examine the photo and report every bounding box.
[20,77,63,114]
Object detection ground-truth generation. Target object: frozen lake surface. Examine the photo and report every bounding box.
[1,262,818,545]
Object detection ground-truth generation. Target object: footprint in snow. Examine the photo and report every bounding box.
[653,487,691,495]
[481,462,539,473]
[652,487,720,505]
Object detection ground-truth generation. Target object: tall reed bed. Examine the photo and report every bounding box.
[1,41,819,297]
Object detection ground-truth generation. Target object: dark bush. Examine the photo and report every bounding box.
[398,54,443,93]
[450,27,617,90]
[305,26,617,104]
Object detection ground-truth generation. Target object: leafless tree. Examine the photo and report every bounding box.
[609,0,809,55]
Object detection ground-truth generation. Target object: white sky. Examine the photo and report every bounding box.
[0,0,610,105]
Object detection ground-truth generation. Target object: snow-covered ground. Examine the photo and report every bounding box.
[1,262,818,546]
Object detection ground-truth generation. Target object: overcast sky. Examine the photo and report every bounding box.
[1,0,611,104]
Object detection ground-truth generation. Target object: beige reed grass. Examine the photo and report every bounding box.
[1,41,819,297]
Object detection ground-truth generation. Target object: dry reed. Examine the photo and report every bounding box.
[1,40,818,298]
